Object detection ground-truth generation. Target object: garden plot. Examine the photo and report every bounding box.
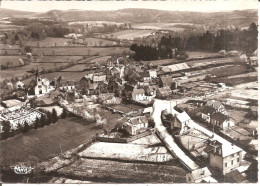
[130,134,161,145]
[79,141,173,162]
[39,106,63,116]
[58,158,186,183]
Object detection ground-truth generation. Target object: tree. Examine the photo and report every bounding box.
[22,121,29,133]
[46,112,52,125]
[99,40,103,46]
[34,117,40,129]
[51,108,58,123]
[61,108,67,119]
[24,46,32,53]
[1,121,11,140]
[39,115,46,128]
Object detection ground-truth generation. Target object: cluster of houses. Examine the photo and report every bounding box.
[201,100,235,130]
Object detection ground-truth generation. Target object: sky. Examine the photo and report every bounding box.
[0,0,258,13]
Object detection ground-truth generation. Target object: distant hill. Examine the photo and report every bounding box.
[0,8,257,27]
[0,8,40,18]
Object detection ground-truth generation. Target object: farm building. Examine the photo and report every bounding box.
[156,86,172,99]
[123,116,149,135]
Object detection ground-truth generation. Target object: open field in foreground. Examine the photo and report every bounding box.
[58,158,186,183]
[0,112,120,166]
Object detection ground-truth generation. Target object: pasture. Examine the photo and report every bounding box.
[31,47,131,56]
[24,37,73,47]
[103,29,154,40]
[0,56,26,67]
[0,110,120,166]
[0,62,68,82]
[131,23,186,31]
[76,37,116,47]
[34,56,82,63]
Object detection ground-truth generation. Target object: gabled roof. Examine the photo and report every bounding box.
[211,112,230,123]
[157,86,172,95]
[93,75,106,82]
[205,100,224,110]
[191,167,212,181]
[160,76,173,86]
[128,116,148,125]
[221,143,242,157]
[225,169,246,183]
[201,106,216,115]
[132,88,145,95]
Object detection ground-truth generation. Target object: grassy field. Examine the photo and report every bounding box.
[210,76,258,86]
[0,49,20,55]
[0,62,68,82]
[131,23,187,31]
[60,64,87,72]
[209,65,251,77]
[24,37,73,47]
[0,56,25,67]
[58,158,186,183]
[32,47,130,56]
[76,37,116,47]
[0,111,120,166]
[103,29,154,40]
[35,56,82,63]
[187,51,220,59]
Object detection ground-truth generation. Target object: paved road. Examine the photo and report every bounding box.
[152,99,200,171]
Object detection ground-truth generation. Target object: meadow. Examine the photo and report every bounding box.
[24,37,73,47]
[31,47,130,56]
[103,29,154,40]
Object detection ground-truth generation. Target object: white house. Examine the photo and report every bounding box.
[123,116,149,135]
[149,70,157,78]
[209,140,243,175]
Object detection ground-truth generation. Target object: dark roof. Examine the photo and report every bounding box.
[211,112,229,123]
[132,88,145,95]
[201,106,216,115]
[225,170,246,183]
[160,76,173,86]
[206,100,224,110]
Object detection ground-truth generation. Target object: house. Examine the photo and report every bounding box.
[205,100,226,114]
[210,112,235,130]
[208,140,243,175]
[123,116,149,135]
[141,71,151,82]
[171,111,192,134]
[132,88,145,102]
[224,169,247,183]
[156,86,172,99]
[144,85,159,96]
[15,81,25,89]
[93,74,106,83]
[186,167,217,183]
[249,56,258,66]
[97,81,109,93]
[149,70,157,78]
[159,76,174,87]
[239,54,248,63]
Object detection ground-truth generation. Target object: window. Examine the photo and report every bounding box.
[237,152,240,156]
[231,160,233,165]
[232,154,234,158]
[38,85,42,88]
[237,158,240,162]
[225,163,227,167]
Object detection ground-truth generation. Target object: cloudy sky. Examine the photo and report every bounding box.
[1,0,258,12]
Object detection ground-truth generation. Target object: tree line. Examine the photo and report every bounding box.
[130,22,257,61]
[161,22,257,53]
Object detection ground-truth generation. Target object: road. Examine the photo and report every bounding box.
[151,99,200,171]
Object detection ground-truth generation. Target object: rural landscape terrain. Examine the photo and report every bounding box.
[0,4,258,184]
